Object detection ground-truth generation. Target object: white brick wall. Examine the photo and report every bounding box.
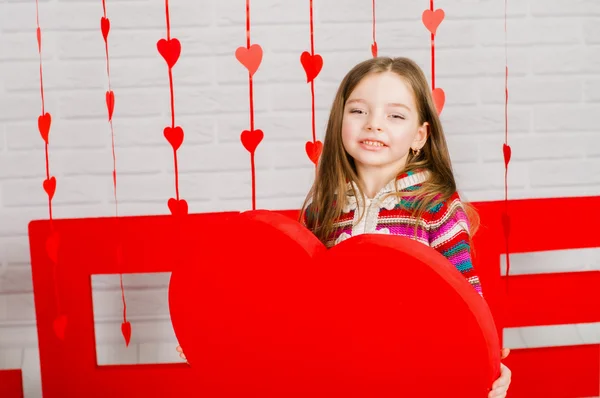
[0,0,599,396]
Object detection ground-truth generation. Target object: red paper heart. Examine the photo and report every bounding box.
[240,129,264,154]
[157,38,181,68]
[121,321,131,347]
[36,27,41,53]
[38,112,51,144]
[300,51,323,83]
[305,140,323,165]
[371,42,378,58]
[169,211,501,396]
[432,87,445,115]
[422,9,445,35]
[43,176,56,200]
[164,126,184,151]
[503,143,512,167]
[168,198,188,216]
[45,231,59,264]
[100,17,110,42]
[235,44,263,77]
[105,90,114,121]
[53,315,67,340]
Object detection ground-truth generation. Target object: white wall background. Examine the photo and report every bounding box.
[0,0,599,396]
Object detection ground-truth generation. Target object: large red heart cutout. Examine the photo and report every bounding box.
[169,211,501,397]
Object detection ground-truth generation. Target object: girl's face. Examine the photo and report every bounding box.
[341,71,428,177]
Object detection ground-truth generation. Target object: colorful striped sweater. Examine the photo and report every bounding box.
[310,169,483,296]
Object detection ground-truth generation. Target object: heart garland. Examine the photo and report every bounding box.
[301,0,323,167]
[35,0,65,341]
[157,0,187,216]
[422,2,445,115]
[100,0,130,348]
[235,0,264,211]
[502,0,512,279]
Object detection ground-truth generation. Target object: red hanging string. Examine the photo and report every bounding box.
[301,0,323,169]
[100,0,130,347]
[503,0,511,279]
[236,0,264,210]
[36,0,66,340]
[158,0,187,216]
[422,1,445,115]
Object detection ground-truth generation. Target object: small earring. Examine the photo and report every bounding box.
[411,148,421,156]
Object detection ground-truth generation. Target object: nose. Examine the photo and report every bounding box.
[366,112,384,132]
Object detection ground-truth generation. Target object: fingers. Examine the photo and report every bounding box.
[501,348,511,359]
[176,345,187,360]
[488,385,509,398]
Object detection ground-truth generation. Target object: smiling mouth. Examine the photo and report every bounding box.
[361,140,386,147]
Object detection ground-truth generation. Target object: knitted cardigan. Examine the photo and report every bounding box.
[307,169,482,296]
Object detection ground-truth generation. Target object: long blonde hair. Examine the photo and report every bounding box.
[301,57,478,244]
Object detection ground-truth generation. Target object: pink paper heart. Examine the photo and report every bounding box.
[168,198,188,216]
[157,38,181,68]
[422,9,445,35]
[241,129,264,154]
[371,42,378,58]
[300,51,323,83]
[164,126,184,151]
[235,44,263,77]
[305,140,323,165]
[105,90,115,121]
[101,17,110,43]
[503,144,512,167]
[38,112,51,144]
[432,87,445,115]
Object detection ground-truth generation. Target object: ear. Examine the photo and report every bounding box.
[412,121,429,150]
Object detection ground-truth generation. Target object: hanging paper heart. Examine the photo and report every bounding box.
[422,9,445,36]
[45,231,59,264]
[112,170,117,188]
[241,129,264,154]
[43,176,56,200]
[169,210,501,396]
[300,51,323,83]
[38,112,51,144]
[36,27,41,53]
[432,87,445,115]
[168,198,188,216]
[121,321,132,347]
[157,38,181,68]
[371,42,378,58]
[105,90,115,121]
[53,315,67,340]
[305,140,323,165]
[164,126,184,151]
[235,44,263,77]
[100,17,110,42]
[503,144,512,167]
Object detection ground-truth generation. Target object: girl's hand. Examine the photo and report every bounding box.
[176,345,187,361]
[489,348,512,398]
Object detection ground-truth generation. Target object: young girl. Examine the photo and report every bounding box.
[300,56,512,398]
